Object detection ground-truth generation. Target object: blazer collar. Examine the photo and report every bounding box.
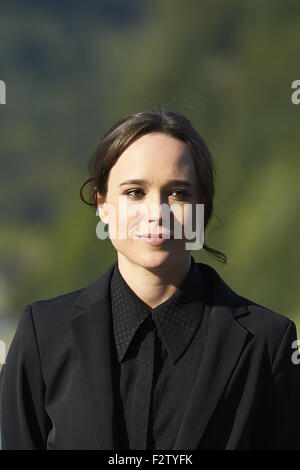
[70,260,252,449]
[73,259,250,316]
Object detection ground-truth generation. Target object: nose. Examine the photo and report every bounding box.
[145,192,168,223]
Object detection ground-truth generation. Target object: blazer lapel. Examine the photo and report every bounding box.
[70,261,118,450]
[173,263,252,450]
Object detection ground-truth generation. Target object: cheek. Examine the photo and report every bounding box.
[171,202,203,238]
[171,203,192,236]
[170,204,184,228]
[115,199,151,238]
[106,198,145,239]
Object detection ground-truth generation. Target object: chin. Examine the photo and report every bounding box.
[115,240,188,270]
[116,243,169,267]
[130,249,180,271]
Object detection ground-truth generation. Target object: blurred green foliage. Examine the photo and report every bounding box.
[0,0,300,338]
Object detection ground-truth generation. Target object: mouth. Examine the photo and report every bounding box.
[134,233,174,239]
[132,233,174,247]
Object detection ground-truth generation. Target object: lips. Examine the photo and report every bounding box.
[135,235,172,247]
[136,233,173,239]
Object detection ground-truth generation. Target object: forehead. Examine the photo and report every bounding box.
[110,133,196,180]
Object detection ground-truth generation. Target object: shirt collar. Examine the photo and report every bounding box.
[110,256,205,365]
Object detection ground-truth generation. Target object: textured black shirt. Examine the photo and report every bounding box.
[109,256,210,450]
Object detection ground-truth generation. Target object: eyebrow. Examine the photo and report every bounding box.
[118,178,195,188]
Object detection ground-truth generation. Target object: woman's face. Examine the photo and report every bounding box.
[97,132,201,270]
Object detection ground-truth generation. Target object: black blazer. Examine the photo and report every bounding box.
[1,260,300,450]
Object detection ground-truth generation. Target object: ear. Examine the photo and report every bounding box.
[96,191,109,225]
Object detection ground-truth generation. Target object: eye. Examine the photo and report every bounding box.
[170,190,190,200]
[124,189,144,199]
[123,189,191,200]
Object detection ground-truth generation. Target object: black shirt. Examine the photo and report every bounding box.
[110,256,210,450]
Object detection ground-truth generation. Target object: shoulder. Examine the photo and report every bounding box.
[23,261,116,332]
[30,287,85,327]
[197,261,296,342]
[200,261,298,367]
[243,301,292,332]
[9,288,87,358]
[239,301,295,359]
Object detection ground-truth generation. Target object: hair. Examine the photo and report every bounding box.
[79,109,227,264]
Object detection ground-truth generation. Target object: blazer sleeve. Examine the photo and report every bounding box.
[251,319,300,449]
[0,304,51,449]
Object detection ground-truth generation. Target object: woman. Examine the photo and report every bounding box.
[1,109,300,450]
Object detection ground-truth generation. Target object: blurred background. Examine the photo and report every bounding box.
[1,0,300,367]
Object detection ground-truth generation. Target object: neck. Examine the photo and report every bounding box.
[116,253,192,309]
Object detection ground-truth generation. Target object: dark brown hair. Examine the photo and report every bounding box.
[80,109,227,264]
